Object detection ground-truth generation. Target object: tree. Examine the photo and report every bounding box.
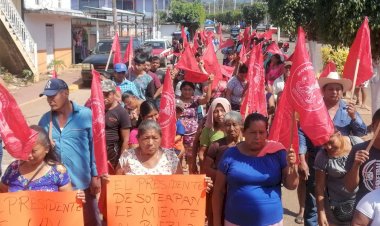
[242,3,268,26]
[167,0,206,29]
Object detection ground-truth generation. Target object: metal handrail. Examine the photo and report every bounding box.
[0,0,37,68]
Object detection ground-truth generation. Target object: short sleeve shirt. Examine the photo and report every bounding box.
[199,127,225,148]
[176,120,185,136]
[105,104,131,145]
[218,147,287,225]
[345,141,380,203]
[314,150,356,205]
[356,189,380,226]
[119,148,179,175]
[1,161,70,192]
[227,76,247,105]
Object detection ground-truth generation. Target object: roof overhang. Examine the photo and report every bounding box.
[82,6,144,17]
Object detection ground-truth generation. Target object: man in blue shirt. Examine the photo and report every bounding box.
[38,79,101,226]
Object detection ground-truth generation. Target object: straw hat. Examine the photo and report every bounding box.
[318,72,352,92]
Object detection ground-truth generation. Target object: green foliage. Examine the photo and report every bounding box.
[48,59,66,73]
[321,45,349,75]
[242,3,268,26]
[206,10,242,25]
[167,0,206,28]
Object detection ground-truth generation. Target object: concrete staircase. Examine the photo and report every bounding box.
[0,0,39,80]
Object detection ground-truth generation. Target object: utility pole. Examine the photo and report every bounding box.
[112,0,118,35]
[213,0,215,15]
[251,0,253,5]
[153,0,157,39]
[222,0,224,13]
[234,0,236,11]
[208,2,211,14]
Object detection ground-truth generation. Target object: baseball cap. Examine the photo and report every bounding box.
[175,99,185,111]
[39,79,68,97]
[101,79,116,92]
[114,63,127,73]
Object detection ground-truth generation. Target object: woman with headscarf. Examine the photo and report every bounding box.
[195,98,231,172]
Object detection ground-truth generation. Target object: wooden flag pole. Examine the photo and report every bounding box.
[350,58,361,101]
[105,49,113,72]
[365,124,380,152]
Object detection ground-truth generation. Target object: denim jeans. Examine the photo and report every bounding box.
[299,129,320,226]
[83,188,102,226]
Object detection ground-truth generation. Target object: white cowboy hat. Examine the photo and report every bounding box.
[318,72,352,92]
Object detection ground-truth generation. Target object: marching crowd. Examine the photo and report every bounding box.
[0,25,380,226]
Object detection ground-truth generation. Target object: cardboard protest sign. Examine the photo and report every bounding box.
[0,191,83,226]
[107,175,206,226]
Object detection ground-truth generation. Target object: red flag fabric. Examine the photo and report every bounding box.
[319,61,337,78]
[112,33,121,65]
[287,27,334,146]
[176,46,208,83]
[218,38,235,50]
[220,65,234,78]
[181,26,189,48]
[266,42,283,56]
[90,70,108,176]
[51,70,58,79]
[343,17,373,87]
[123,36,134,64]
[203,38,223,89]
[240,44,267,118]
[192,31,199,54]
[242,27,251,45]
[158,68,176,148]
[268,86,299,152]
[239,43,247,64]
[0,84,37,160]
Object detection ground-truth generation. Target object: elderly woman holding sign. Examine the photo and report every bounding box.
[0,126,85,201]
[212,113,299,226]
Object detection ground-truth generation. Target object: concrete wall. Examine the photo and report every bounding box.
[25,13,72,73]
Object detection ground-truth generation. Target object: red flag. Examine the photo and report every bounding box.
[192,31,199,54]
[123,36,134,64]
[218,38,235,50]
[268,86,299,153]
[220,65,234,78]
[240,44,267,118]
[0,84,37,160]
[176,46,208,83]
[287,27,334,146]
[51,70,58,78]
[158,68,176,148]
[343,17,373,87]
[112,33,121,65]
[239,43,247,64]
[263,29,274,40]
[90,70,108,175]
[319,61,337,78]
[266,42,283,56]
[181,26,189,48]
[242,27,251,45]
[203,38,223,89]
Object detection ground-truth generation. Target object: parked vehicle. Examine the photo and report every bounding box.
[143,39,172,66]
[81,37,142,86]
[256,23,266,32]
[230,26,240,40]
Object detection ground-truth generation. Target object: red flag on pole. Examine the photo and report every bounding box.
[266,42,283,56]
[218,38,235,50]
[203,38,223,89]
[192,31,199,54]
[220,65,234,78]
[268,86,299,153]
[112,33,122,65]
[51,70,58,79]
[123,36,134,65]
[176,46,209,83]
[240,44,267,118]
[90,70,108,176]
[287,27,334,146]
[239,43,247,64]
[158,68,176,148]
[0,84,37,160]
[343,17,373,88]
[319,61,337,78]
[181,26,189,48]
